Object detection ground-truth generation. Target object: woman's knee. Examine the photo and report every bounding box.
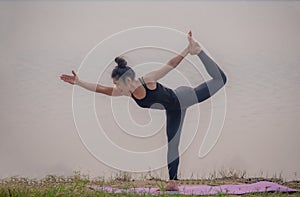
[220,71,227,85]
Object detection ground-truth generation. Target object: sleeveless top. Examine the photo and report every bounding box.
[130,77,180,110]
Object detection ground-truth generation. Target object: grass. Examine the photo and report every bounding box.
[0,169,299,196]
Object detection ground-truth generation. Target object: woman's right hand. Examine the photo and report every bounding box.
[60,70,79,85]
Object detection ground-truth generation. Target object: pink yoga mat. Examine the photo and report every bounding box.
[87,181,298,195]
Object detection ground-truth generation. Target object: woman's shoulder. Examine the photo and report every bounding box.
[141,75,157,84]
[140,76,158,90]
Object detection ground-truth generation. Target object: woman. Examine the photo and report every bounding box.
[60,31,227,191]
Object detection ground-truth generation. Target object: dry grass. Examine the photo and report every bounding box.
[0,169,299,196]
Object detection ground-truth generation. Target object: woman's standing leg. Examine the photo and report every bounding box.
[165,108,187,180]
[193,50,227,103]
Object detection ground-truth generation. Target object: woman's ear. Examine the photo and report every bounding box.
[125,76,132,85]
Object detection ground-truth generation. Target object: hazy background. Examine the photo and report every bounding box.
[0,0,299,181]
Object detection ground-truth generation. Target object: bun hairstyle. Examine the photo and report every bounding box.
[115,56,127,68]
[111,56,135,82]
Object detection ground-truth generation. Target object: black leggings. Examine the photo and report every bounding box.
[166,50,227,180]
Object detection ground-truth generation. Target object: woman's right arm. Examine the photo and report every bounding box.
[60,70,123,96]
[77,80,123,96]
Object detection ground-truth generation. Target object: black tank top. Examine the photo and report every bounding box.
[130,77,180,110]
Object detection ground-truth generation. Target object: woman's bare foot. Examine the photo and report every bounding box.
[187,30,202,55]
[155,180,179,192]
[165,180,180,191]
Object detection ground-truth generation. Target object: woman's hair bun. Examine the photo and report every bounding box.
[115,56,127,68]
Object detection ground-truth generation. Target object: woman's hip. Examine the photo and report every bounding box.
[173,86,199,109]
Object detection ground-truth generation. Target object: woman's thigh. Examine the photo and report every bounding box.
[165,108,187,148]
[174,86,199,109]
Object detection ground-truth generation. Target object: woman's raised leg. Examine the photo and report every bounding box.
[173,50,227,109]
[193,50,227,103]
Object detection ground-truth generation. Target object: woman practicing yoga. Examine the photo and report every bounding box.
[60,31,227,191]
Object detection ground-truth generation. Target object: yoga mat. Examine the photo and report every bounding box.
[87,181,298,195]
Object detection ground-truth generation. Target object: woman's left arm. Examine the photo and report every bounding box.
[144,47,189,82]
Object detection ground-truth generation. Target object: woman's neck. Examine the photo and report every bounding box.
[129,78,142,94]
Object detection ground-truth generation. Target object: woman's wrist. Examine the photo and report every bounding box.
[75,79,81,86]
[76,79,98,92]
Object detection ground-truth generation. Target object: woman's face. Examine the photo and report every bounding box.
[113,77,132,93]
